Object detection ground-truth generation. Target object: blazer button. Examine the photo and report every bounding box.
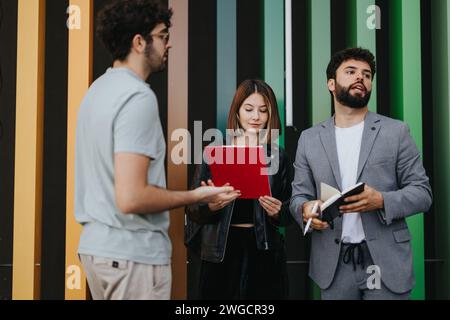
[335,239,340,244]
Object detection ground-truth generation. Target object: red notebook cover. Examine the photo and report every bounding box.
[204,146,272,199]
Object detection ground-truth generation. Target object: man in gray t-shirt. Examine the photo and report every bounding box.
[75,0,240,300]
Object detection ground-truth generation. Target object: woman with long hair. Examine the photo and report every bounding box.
[185,79,293,299]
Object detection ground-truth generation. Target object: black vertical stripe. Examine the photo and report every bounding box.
[331,0,350,54]
[284,0,309,300]
[0,0,17,301]
[41,0,69,300]
[187,0,217,300]
[148,67,168,152]
[330,0,350,115]
[187,0,217,186]
[237,0,263,84]
[291,0,309,133]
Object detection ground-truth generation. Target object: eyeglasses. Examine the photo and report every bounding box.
[151,32,170,45]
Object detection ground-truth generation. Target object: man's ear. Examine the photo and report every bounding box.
[327,78,335,92]
[131,34,147,54]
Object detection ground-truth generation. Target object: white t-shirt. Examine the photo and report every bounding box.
[335,121,366,243]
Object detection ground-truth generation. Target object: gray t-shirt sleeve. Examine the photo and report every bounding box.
[114,91,162,159]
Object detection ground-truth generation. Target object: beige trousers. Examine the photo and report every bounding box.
[80,254,171,300]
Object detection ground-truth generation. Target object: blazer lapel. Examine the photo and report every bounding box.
[319,116,342,191]
[319,112,381,235]
[356,111,381,182]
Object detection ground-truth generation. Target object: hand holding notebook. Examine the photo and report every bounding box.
[319,182,365,226]
[302,182,365,235]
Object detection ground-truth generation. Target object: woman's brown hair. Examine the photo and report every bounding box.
[226,79,281,143]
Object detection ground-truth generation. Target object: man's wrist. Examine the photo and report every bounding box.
[377,191,384,209]
[300,204,306,220]
[189,189,202,204]
[302,201,309,214]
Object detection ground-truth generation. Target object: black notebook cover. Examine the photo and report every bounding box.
[320,182,366,224]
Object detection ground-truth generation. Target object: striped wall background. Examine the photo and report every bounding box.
[0,0,449,300]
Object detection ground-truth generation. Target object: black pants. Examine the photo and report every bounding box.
[198,226,288,300]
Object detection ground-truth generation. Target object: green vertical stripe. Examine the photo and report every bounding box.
[431,0,450,299]
[389,0,425,300]
[347,0,377,112]
[308,0,331,300]
[217,0,236,134]
[309,0,331,126]
[263,0,285,148]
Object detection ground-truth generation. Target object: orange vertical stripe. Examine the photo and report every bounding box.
[65,0,93,300]
[12,0,46,300]
[168,0,189,299]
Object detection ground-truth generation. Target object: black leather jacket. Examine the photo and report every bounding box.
[185,145,293,263]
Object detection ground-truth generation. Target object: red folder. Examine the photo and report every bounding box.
[204,146,272,199]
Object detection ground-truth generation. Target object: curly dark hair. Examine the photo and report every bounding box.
[96,0,173,61]
[326,47,376,80]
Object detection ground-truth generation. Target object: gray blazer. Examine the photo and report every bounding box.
[290,111,432,294]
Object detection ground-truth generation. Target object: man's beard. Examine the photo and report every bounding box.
[145,45,167,73]
[335,81,372,109]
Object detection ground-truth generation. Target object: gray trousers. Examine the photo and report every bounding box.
[80,254,171,300]
[321,242,411,300]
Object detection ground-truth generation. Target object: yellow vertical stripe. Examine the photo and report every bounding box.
[168,0,188,299]
[12,0,46,300]
[65,0,93,300]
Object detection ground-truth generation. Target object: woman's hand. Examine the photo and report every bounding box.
[201,180,240,211]
[259,196,282,219]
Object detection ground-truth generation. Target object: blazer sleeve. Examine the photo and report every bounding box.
[378,123,433,225]
[289,132,317,232]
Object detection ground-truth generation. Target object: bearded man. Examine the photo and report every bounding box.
[289,47,432,300]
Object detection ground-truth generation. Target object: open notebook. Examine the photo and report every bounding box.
[319,182,365,226]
